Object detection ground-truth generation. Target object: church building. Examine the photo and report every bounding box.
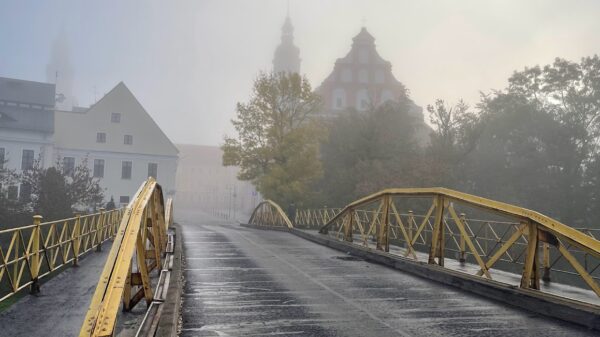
[273,15,301,74]
[316,27,421,117]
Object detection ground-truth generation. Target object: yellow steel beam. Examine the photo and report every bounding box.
[319,187,600,258]
[447,205,492,279]
[557,242,600,296]
[476,224,526,276]
[389,202,417,259]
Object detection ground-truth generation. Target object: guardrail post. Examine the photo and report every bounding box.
[344,210,354,242]
[459,213,467,264]
[429,195,445,266]
[73,213,81,267]
[520,221,540,290]
[96,208,105,252]
[407,210,414,245]
[377,195,390,252]
[542,242,551,283]
[30,215,42,294]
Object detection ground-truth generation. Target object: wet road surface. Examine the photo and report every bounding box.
[179,217,596,337]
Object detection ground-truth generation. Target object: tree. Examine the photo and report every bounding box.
[21,157,104,220]
[426,99,482,187]
[222,71,324,206]
[0,158,29,227]
[318,100,424,206]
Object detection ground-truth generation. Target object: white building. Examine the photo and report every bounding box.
[0,77,56,199]
[175,144,258,220]
[54,82,178,206]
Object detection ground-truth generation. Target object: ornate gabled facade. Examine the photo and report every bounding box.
[316,27,421,117]
[273,16,301,74]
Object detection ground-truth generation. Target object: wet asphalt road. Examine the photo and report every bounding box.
[179,218,596,337]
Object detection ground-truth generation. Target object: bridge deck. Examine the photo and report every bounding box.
[0,247,110,337]
[179,215,596,337]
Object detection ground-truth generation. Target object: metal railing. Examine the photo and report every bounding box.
[0,208,124,302]
[248,200,294,229]
[80,178,171,337]
[294,207,341,229]
[248,188,600,301]
[317,188,600,297]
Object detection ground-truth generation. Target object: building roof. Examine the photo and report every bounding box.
[54,82,178,157]
[0,77,56,106]
[0,77,55,133]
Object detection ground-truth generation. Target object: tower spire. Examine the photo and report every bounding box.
[273,10,301,74]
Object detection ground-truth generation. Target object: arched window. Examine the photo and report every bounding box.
[332,88,346,110]
[356,89,369,111]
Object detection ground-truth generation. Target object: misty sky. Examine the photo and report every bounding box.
[2,0,600,146]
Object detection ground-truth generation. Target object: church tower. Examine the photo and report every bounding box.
[273,15,301,74]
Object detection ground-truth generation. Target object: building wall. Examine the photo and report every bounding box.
[175,144,259,220]
[54,82,179,206]
[54,148,177,206]
[0,129,54,171]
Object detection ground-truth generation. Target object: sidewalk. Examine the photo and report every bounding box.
[0,247,110,337]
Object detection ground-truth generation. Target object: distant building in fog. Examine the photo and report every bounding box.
[1,77,177,205]
[316,27,414,115]
[54,82,179,206]
[175,144,258,219]
[273,15,301,74]
[0,77,56,199]
[315,27,432,144]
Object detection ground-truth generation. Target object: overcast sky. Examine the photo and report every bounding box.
[1,0,600,146]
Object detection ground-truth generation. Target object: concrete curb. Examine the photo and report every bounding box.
[156,223,183,337]
[240,223,600,331]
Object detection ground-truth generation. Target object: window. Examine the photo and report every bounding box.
[121,161,132,179]
[358,69,369,83]
[21,149,34,170]
[111,113,121,123]
[0,147,4,169]
[355,89,370,111]
[93,159,105,178]
[148,163,158,178]
[19,183,31,202]
[7,186,18,199]
[96,132,106,143]
[124,135,133,145]
[332,88,346,110]
[63,157,75,176]
[119,196,130,204]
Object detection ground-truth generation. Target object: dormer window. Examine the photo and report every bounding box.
[111,113,121,123]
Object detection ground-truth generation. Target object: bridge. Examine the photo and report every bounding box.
[1,179,600,336]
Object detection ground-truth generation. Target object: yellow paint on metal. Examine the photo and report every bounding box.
[0,208,124,303]
[79,178,170,337]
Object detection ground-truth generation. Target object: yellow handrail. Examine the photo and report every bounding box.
[79,178,170,337]
[248,200,294,229]
[0,208,124,302]
[315,187,600,297]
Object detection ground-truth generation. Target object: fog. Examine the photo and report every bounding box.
[1,0,600,145]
